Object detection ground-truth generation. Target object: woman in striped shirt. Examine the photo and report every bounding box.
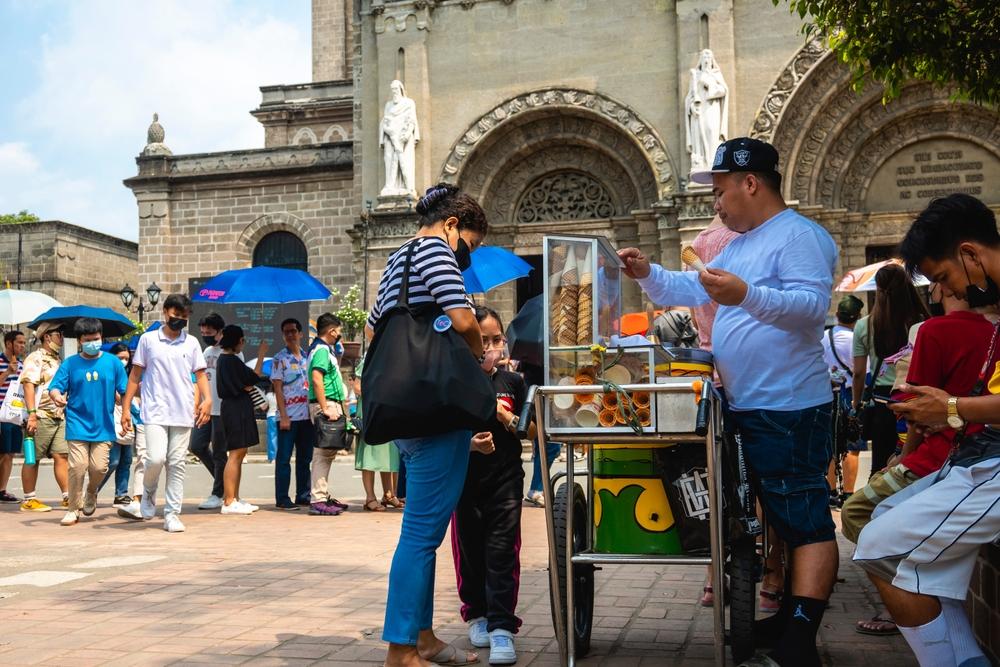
[368,183,488,667]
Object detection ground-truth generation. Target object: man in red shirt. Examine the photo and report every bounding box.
[841,283,995,634]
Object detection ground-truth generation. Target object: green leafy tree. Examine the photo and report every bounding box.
[775,0,1000,104]
[0,210,40,224]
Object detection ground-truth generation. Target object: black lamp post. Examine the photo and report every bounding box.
[120,282,161,325]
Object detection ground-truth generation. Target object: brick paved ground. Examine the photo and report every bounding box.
[0,486,918,666]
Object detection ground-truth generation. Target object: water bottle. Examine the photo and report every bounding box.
[23,436,36,466]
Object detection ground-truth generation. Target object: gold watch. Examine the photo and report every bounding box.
[947,397,965,429]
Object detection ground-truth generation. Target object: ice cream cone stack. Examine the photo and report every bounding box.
[576,247,593,344]
[556,252,579,346]
[681,245,707,273]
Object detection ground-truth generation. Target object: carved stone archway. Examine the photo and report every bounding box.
[440,88,677,198]
[236,212,317,265]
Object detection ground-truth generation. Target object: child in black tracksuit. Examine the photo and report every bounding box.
[451,306,526,666]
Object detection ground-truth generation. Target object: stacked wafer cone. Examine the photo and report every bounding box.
[681,245,707,273]
[555,252,579,346]
[576,247,593,344]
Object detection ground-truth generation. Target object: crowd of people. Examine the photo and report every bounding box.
[3,135,999,667]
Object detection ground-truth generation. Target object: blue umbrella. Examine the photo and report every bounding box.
[462,246,533,293]
[29,305,136,338]
[192,266,331,304]
[126,320,161,351]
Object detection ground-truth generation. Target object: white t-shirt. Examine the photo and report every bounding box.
[203,346,243,417]
[133,328,208,427]
[269,347,310,422]
[821,324,856,388]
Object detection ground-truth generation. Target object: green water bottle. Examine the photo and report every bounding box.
[23,435,36,466]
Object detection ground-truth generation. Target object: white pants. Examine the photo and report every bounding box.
[130,424,147,498]
[854,457,1000,600]
[143,424,190,517]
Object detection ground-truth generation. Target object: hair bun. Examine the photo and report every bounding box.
[416,183,459,215]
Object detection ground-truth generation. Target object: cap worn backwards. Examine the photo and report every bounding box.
[691,137,781,185]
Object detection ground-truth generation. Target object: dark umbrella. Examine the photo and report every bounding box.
[506,294,543,367]
[29,305,137,338]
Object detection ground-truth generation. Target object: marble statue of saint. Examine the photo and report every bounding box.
[379,80,420,197]
[685,49,729,175]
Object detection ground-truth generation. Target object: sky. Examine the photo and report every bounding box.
[0,0,311,242]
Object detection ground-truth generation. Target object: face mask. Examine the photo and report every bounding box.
[334,334,342,343]
[201,335,217,347]
[927,302,945,317]
[961,255,1000,308]
[454,237,472,272]
[480,348,503,373]
[166,317,188,332]
[47,339,61,353]
[120,358,129,368]
[81,340,102,356]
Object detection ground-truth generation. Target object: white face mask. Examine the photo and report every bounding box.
[480,348,503,373]
[120,358,129,368]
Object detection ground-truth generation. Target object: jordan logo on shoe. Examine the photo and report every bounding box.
[793,604,811,622]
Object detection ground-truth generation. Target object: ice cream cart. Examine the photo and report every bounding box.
[527,234,760,666]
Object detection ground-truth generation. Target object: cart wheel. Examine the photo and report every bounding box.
[550,481,594,657]
[728,536,758,664]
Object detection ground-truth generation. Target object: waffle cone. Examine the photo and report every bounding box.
[602,393,619,409]
[681,245,707,272]
[550,244,568,276]
[631,390,650,408]
[636,407,651,427]
[576,285,593,344]
[598,408,618,428]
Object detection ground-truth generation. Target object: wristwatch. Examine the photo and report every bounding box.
[507,415,520,433]
[947,397,965,429]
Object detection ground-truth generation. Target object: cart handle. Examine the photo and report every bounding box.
[516,385,536,440]
[695,379,713,437]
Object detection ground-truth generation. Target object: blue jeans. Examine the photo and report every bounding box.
[730,402,835,547]
[383,429,471,645]
[98,443,133,497]
[528,439,561,495]
[275,419,315,504]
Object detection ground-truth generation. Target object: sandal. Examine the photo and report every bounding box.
[363,499,386,512]
[759,587,783,614]
[426,644,479,665]
[699,586,715,607]
[856,616,900,636]
[382,494,405,509]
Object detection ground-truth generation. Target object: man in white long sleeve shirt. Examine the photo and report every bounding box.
[618,137,838,667]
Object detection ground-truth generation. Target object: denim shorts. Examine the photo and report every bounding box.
[730,402,836,548]
[0,422,22,454]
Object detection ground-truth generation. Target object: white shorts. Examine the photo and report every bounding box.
[853,457,1000,600]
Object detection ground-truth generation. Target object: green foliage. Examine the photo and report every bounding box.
[330,284,367,340]
[775,0,1000,105]
[0,210,40,224]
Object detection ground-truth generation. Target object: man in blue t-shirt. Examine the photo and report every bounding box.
[49,317,128,526]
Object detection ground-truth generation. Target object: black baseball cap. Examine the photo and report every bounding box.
[690,137,781,185]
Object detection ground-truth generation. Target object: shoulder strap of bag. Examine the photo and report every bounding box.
[863,356,883,401]
[397,238,421,309]
[828,328,852,374]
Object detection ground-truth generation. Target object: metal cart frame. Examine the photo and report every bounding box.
[533,379,731,666]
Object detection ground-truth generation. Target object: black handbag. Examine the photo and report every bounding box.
[361,239,496,445]
[314,413,349,450]
[857,357,886,440]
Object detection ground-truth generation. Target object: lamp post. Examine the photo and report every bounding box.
[120,282,162,325]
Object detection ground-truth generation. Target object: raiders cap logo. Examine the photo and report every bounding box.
[734,149,750,167]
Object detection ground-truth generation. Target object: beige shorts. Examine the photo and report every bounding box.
[33,414,68,458]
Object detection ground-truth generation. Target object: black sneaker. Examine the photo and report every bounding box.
[112,495,132,509]
[276,500,300,511]
[294,497,311,507]
[0,490,20,503]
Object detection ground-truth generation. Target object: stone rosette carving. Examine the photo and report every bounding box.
[515,171,616,223]
[440,88,676,196]
[750,36,828,143]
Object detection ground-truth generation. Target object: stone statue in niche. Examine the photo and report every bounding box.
[380,80,420,197]
[685,49,729,176]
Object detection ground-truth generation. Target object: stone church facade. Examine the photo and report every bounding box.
[126,0,1000,326]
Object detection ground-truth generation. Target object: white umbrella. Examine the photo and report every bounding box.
[0,289,62,325]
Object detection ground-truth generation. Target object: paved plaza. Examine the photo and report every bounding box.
[0,458,917,667]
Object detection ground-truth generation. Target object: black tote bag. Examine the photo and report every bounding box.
[361,239,496,445]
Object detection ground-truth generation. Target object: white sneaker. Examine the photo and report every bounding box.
[140,492,156,520]
[60,510,79,526]
[82,492,97,516]
[198,495,222,510]
[468,617,489,648]
[221,501,253,515]
[163,514,185,533]
[488,629,516,665]
[238,500,259,512]
[525,491,545,508]
[117,500,143,521]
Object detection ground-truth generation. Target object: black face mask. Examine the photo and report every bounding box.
[201,335,217,347]
[334,334,342,343]
[166,317,188,332]
[454,237,472,272]
[962,256,1000,308]
[927,302,945,318]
